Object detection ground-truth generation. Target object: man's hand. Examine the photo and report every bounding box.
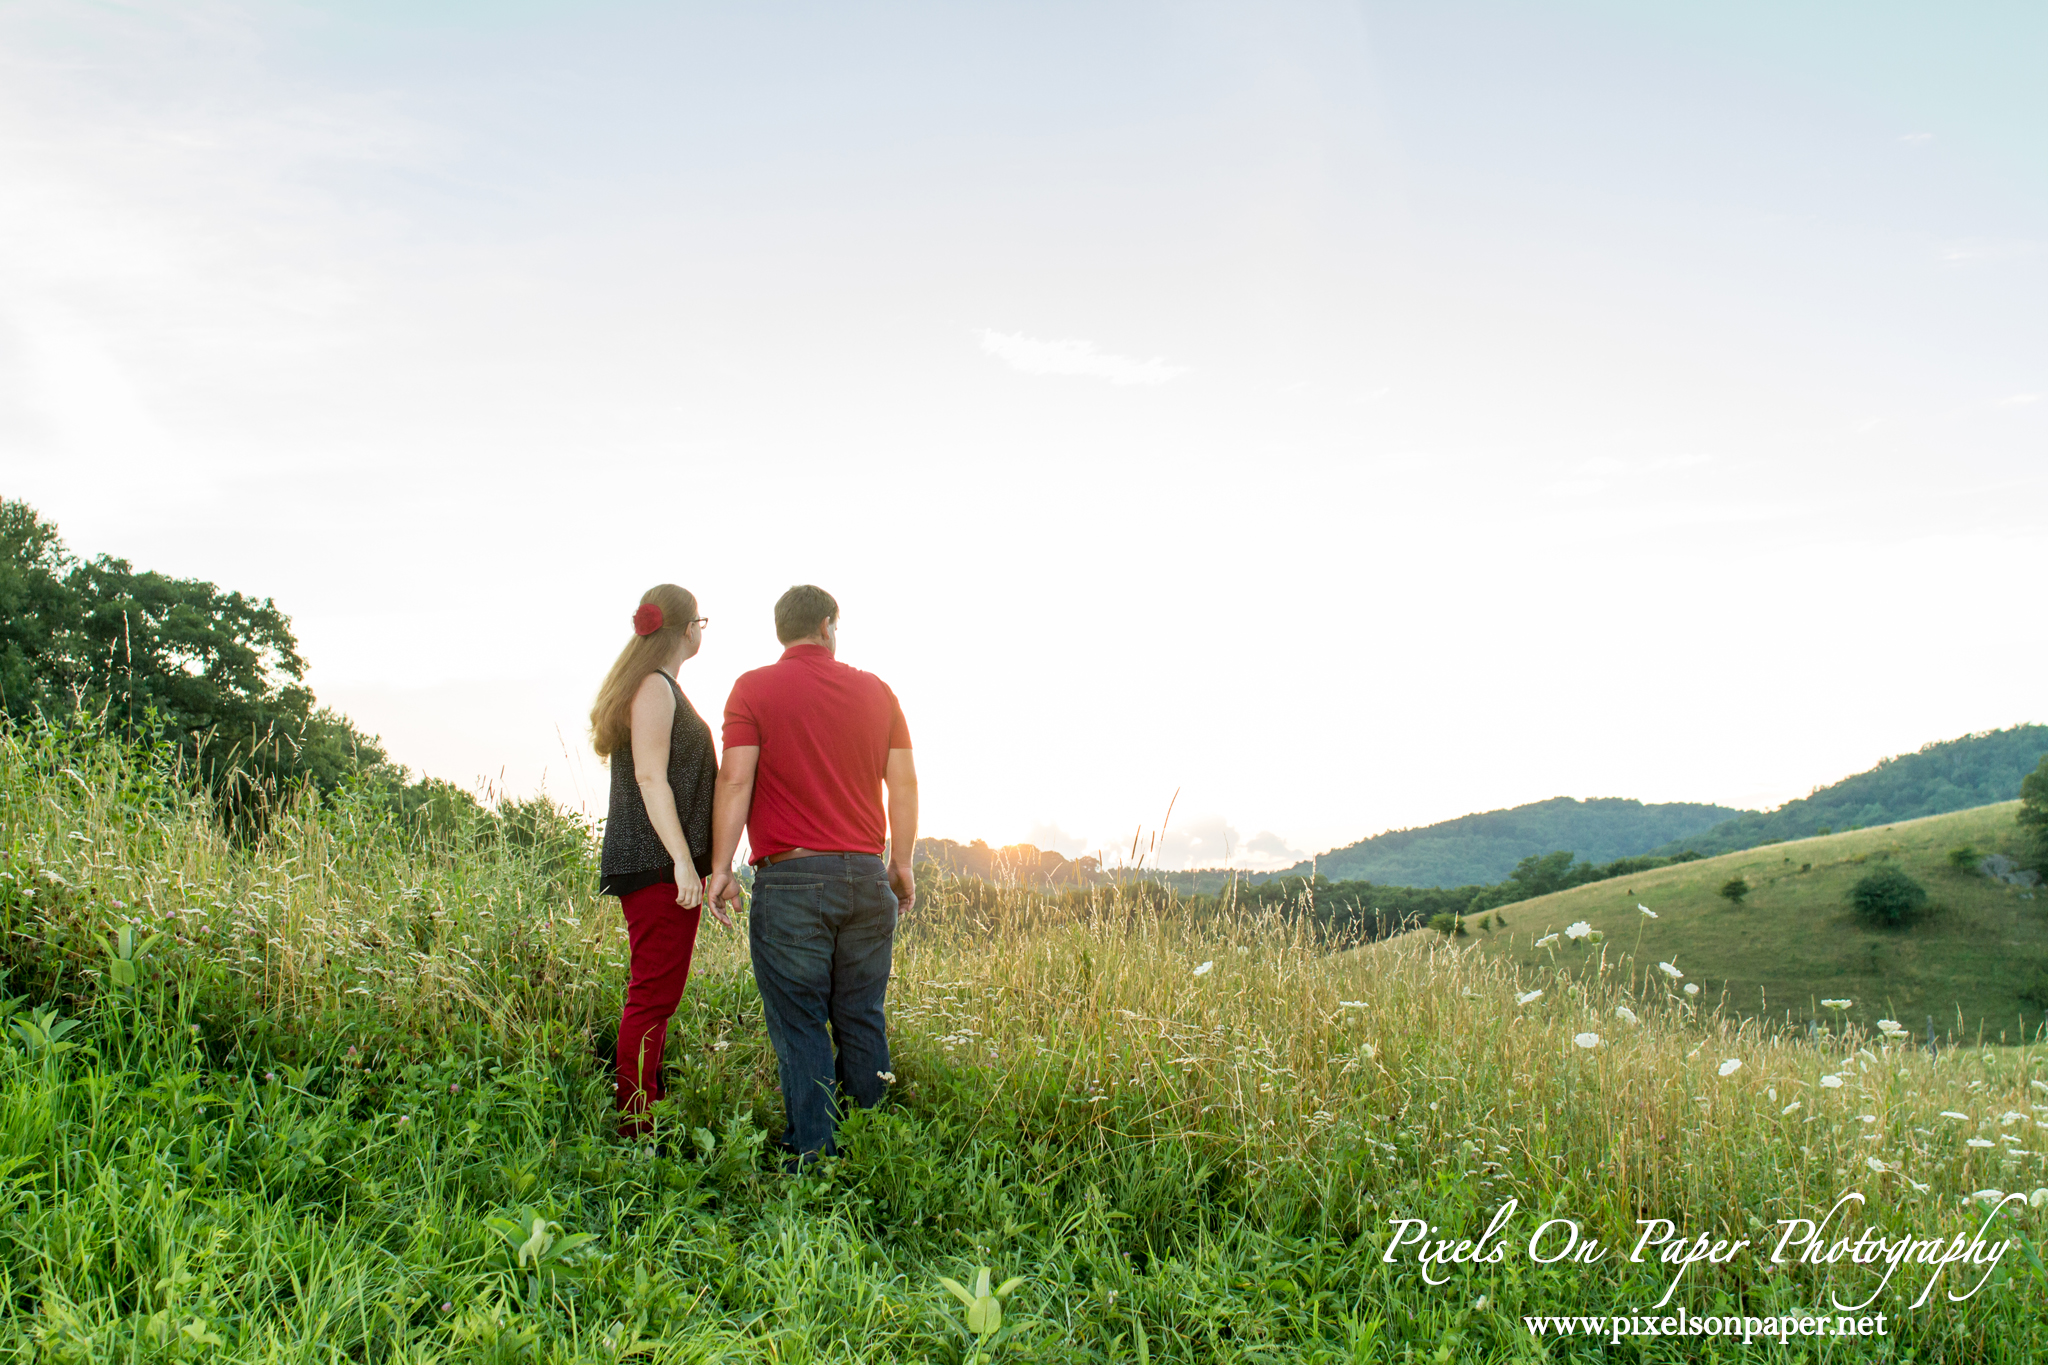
[705,869,741,927]
[674,874,703,911]
[888,861,916,916]
[884,748,917,916]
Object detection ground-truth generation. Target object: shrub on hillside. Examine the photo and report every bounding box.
[1718,877,1750,906]
[1947,845,1982,873]
[2020,755,2048,873]
[1850,867,1930,928]
[2019,970,2048,1013]
[1428,912,1465,937]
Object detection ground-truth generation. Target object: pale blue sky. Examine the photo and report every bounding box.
[4,2,2042,866]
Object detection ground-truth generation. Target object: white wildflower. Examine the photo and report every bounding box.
[1338,1001,1367,1009]
[1684,983,1700,996]
[1967,1139,1995,1149]
[1718,1058,1743,1077]
[1638,904,1656,917]
[1564,921,1593,941]
[1516,990,1544,1006]
[877,1071,896,1084]
[1192,961,1214,977]
[1939,1111,1970,1121]
[1658,962,1683,979]
[1820,999,1852,1010]
[1573,1032,1601,1050]
[1782,1100,1802,1115]
[1614,1005,1638,1025]
[1821,1074,1844,1088]
[2030,1189,2048,1209]
[1970,1188,2005,1204]
[1533,933,1559,948]
[1473,1294,1490,1312]
[1866,1156,1889,1174]
[2001,1112,2028,1126]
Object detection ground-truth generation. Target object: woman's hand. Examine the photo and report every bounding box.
[674,875,703,910]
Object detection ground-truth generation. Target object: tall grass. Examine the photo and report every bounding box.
[2,722,2045,1361]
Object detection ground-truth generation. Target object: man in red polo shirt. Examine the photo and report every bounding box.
[707,584,917,1162]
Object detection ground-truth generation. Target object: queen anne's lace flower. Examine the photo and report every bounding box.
[1573,1032,1600,1049]
[1718,1058,1743,1077]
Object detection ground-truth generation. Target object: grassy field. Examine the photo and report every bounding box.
[1465,805,2047,1044]
[5,726,2048,1361]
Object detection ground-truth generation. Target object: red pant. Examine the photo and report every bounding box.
[615,880,702,1133]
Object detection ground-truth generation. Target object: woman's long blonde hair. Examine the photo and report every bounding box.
[590,583,698,759]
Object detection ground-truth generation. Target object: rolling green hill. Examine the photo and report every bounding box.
[1462,802,2047,1041]
[1281,795,1744,887]
[1648,724,2048,858]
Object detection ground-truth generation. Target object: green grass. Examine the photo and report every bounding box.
[1468,804,2048,1042]
[5,725,2048,1361]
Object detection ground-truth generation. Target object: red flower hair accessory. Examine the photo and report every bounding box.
[632,603,665,636]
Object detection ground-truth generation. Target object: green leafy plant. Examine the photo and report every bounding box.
[937,1266,1024,1360]
[1947,845,1983,873]
[1718,877,1750,906]
[103,923,161,990]
[11,1006,83,1059]
[482,1208,600,1307]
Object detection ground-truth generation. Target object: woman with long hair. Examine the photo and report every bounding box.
[591,583,730,1137]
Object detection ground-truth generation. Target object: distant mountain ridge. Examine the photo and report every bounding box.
[1647,724,2048,858]
[1278,796,1745,889]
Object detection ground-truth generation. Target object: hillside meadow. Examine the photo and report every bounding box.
[1468,805,2047,1043]
[3,726,2048,1361]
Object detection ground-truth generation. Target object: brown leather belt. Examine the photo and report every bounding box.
[758,847,834,866]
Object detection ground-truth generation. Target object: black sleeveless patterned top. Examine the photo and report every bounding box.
[598,671,716,896]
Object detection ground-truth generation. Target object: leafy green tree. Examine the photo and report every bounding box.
[0,501,81,719]
[1718,877,1750,905]
[2020,756,2048,874]
[1850,867,1929,927]
[3,499,387,824]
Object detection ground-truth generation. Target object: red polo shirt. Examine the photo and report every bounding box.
[722,644,912,862]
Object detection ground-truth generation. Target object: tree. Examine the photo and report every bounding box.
[2,499,388,824]
[0,500,81,719]
[2020,755,2048,874]
[1718,877,1750,905]
[1850,867,1929,927]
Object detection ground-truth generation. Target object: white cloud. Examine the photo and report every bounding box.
[1997,393,2041,407]
[1023,821,1090,858]
[1898,132,1934,147]
[1244,830,1304,865]
[979,329,1185,385]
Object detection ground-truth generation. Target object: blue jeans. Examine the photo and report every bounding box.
[748,853,897,1158]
